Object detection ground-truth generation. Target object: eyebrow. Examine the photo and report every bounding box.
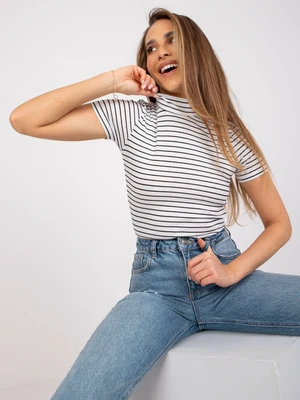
[145,31,174,48]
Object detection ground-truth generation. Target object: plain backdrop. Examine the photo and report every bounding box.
[1,0,299,392]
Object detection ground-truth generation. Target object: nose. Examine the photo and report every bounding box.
[158,46,171,60]
[158,52,169,60]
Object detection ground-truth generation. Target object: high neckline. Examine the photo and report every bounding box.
[154,93,197,116]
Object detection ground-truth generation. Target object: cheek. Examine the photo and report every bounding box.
[146,60,152,74]
[146,59,160,86]
[146,58,156,76]
[147,67,159,83]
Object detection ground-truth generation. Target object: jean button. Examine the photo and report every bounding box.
[182,238,192,244]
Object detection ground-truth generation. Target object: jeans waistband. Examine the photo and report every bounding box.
[136,227,230,254]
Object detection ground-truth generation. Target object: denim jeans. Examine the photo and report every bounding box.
[50,228,300,399]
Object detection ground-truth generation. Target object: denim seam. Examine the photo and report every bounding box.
[191,299,207,328]
[132,254,153,273]
[203,318,300,328]
[122,322,198,400]
[210,235,230,246]
[136,247,200,252]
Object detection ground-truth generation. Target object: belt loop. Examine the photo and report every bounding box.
[203,238,210,252]
[150,239,157,258]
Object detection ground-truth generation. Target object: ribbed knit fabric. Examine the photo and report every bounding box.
[91,93,265,239]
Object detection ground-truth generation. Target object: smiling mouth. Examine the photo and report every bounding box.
[160,63,178,74]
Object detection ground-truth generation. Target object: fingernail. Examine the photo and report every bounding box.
[188,275,192,280]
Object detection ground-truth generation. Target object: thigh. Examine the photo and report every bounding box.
[50,291,198,400]
[198,270,300,336]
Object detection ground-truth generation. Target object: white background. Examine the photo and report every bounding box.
[1,0,299,392]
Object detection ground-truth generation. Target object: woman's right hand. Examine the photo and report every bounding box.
[113,65,159,97]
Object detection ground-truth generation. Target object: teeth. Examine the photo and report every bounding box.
[160,63,178,74]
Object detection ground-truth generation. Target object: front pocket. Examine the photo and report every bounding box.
[131,252,153,274]
[210,235,241,261]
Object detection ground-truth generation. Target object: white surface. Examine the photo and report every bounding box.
[130,331,300,400]
[2,332,299,400]
[1,0,299,391]
[0,380,60,400]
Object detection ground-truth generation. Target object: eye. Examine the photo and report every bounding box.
[169,37,175,44]
[147,46,157,54]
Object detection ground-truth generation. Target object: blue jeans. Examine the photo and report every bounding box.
[51,228,300,399]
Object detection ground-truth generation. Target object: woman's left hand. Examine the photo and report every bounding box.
[187,238,238,288]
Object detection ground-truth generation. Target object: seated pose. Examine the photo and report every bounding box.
[9,7,300,400]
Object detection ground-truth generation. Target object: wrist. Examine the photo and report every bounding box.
[225,262,243,284]
[111,70,118,101]
[111,68,124,94]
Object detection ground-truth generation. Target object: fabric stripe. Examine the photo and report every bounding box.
[91,93,265,239]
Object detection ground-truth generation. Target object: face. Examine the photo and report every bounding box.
[145,19,185,98]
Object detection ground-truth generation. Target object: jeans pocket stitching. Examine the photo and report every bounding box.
[213,251,241,260]
[211,236,241,259]
[132,253,152,274]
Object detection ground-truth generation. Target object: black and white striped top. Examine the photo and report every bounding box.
[91,93,265,239]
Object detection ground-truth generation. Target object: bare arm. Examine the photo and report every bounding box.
[9,71,114,134]
[226,173,292,282]
[187,172,292,287]
[9,66,158,141]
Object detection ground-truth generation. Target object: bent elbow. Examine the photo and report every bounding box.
[285,218,292,243]
[9,113,24,134]
[280,215,292,246]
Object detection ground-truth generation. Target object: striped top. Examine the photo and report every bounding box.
[91,93,265,239]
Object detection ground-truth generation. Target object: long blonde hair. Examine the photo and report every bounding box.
[136,8,269,225]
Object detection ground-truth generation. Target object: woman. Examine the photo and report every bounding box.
[9,7,300,400]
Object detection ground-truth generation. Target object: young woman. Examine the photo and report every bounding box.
[9,7,300,400]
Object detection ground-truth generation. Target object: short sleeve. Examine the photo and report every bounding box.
[90,98,145,151]
[231,130,267,182]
